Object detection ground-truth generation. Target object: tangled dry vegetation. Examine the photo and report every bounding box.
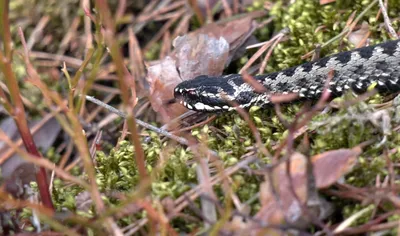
[1,0,400,235]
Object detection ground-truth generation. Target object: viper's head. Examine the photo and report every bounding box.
[174,74,260,111]
[174,75,233,111]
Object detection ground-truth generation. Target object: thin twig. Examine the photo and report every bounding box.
[85,95,189,145]
[378,0,399,39]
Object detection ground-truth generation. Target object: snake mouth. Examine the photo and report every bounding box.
[173,87,193,109]
[174,87,235,111]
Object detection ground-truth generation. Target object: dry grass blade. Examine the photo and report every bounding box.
[95,0,148,182]
[240,28,289,74]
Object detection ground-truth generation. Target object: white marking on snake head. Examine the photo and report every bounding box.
[194,103,205,110]
[204,105,214,111]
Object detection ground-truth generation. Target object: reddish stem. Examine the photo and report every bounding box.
[0,0,54,210]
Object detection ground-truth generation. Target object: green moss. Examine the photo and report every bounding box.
[94,136,197,197]
[52,178,85,211]
[260,0,400,72]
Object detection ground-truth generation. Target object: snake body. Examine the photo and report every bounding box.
[174,39,400,111]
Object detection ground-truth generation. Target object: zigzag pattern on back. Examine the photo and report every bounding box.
[174,40,400,111]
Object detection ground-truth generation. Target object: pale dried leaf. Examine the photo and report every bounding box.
[257,148,360,225]
[312,148,360,188]
[174,34,229,80]
[348,22,370,47]
[146,16,257,121]
[195,16,257,63]
[147,34,229,121]
[147,56,186,122]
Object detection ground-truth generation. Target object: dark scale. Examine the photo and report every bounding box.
[382,40,398,55]
[350,81,368,94]
[275,81,287,89]
[315,56,331,68]
[236,91,257,105]
[354,65,365,74]
[375,61,389,71]
[300,62,314,73]
[281,66,297,77]
[357,45,375,59]
[261,72,279,81]
[335,50,352,64]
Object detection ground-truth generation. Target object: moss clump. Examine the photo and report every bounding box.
[51,178,84,211]
[261,0,400,72]
[95,137,197,197]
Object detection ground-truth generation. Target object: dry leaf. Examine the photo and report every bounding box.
[195,16,257,64]
[147,34,229,122]
[312,147,361,188]
[256,148,361,226]
[147,56,187,121]
[174,34,229,80]
[348,22,370,47]
[146,16,257,122]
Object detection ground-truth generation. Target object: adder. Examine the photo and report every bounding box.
[174,39,400,111]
